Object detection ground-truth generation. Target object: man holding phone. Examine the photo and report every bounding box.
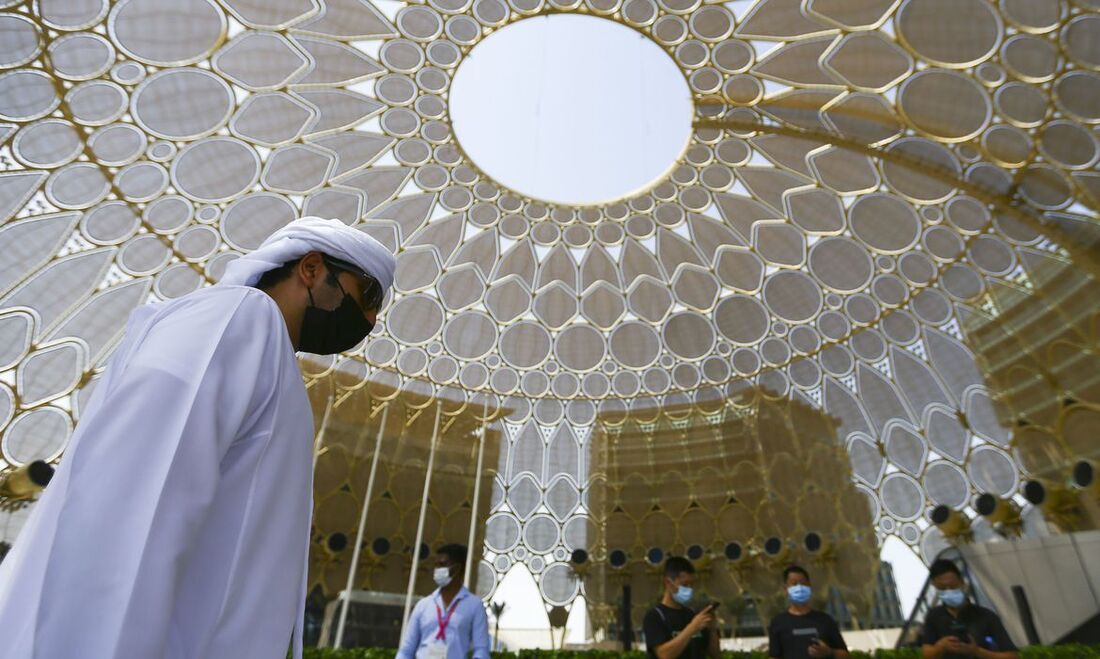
[767,565,848,659]
[643,556,720,659]
[919,559,1018,659]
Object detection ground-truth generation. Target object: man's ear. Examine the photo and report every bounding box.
[297,252,325,287]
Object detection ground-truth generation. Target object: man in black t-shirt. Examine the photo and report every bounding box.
[767,565,849,659]
[643,556,720,659]
[919,559,1018,659]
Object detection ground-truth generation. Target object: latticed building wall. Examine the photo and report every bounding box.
[587,388,878,629]
[301,363,504,602]
[962,224,1100,480]
[2,0,1100,630]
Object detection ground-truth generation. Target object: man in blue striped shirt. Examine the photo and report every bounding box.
[397,544,492,659]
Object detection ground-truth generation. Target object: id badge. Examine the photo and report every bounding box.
[424,641,448,659]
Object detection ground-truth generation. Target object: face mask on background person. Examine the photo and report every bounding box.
[433,567,453,588]
[787,584,812,604]
[672,585,693,605]
[939,588,966,608]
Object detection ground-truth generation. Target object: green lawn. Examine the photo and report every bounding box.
[300,646,1100,659]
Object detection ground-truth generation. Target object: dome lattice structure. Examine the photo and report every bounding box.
[2,0,1099,622]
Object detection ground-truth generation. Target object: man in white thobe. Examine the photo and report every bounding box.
[0,218,395,659]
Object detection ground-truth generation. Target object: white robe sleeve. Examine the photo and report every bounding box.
[31,288,290,659]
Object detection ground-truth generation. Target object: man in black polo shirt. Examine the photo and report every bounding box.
[767,565,849,659]
[643,556,720,659]
[919,559,1018,659]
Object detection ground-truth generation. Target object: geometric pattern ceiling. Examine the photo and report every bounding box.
[2,0,1100,609]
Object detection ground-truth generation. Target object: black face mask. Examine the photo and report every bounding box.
[298,281,374,355]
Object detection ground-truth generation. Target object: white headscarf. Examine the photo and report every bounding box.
[219,217,396,292]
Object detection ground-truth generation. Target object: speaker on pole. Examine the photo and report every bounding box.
[724,541,745,565]
[762,536,790,565]
[931,504,973,542]
[1023,480,1083,532]
[569,548,589,576]
[1074,460,1098,497]
[975,493,1022,537]
[0,460,54,511]
[325,532,349,557]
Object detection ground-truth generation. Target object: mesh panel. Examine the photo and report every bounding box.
[4,0,1099,624]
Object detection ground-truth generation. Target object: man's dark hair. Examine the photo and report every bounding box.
[664,556,695,580]
[929,558,962,580]
[438,543,467,567]
[783,564,810,583]
[254,257,340,290]
[255,258,301,290]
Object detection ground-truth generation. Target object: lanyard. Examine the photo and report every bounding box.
[434,594,463,642]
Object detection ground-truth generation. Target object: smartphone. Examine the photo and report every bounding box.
[948,621,971,643]
[706,601,720,612]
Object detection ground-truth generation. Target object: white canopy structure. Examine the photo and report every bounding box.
[1,0,1099,633]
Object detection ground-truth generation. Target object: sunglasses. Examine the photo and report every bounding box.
[322,256,386,312]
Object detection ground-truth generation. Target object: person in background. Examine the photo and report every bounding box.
[920,559,1018,659]
[397,544,490,659]
[767,565,849,659]
[643,556,720,659]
